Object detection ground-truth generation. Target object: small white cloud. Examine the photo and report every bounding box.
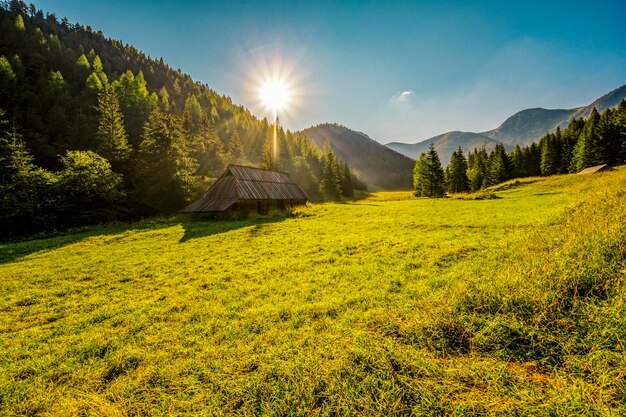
[390,90,415,104]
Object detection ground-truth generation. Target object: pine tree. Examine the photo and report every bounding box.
[112,70,153,148]
[572,108,601,171]
[319,140,342,200]
[227,131,245,165]
[261,124,273,170]
[616,99,626,163]
[76,54,90,70]
[467,147,489,191]
[340,160,354,198]
[184,94,203,129]
[95,86,131,168]
[487,143,511,186]
[540,133,559,175]
[510,144,524,178]
[136,109,198,212]
[191,118,223,176]
[86,72,103,92]
[598,108,621,166]
[14,14,25,31]
[445,146,469,193]
[413,143,445,197]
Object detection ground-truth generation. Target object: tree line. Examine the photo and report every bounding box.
[0,2,361,238]
[414,101,626,197]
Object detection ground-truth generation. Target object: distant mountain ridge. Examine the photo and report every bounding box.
[299,123,414,190]
[386,84,626,163]
[386,131,499,162]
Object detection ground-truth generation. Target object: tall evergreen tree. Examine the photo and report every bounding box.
[616,99,626,163]
[319,140,342,200]
[487,143,511,186]
[572,108,601,172]
[340,160,354,198]
[95,86,131,168]
[467,147,489,191]
[597,108,621,166]
[227,130,245,165]
[191,118,223,177]
[261,123,274,170]
[540,133,559,176]
[510,144,524,178]
[136,109,198,212]
[445,146,470,193]
[413,143,445,197]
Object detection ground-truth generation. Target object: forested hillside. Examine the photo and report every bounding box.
[0,1,361,238]
[300,123,414,189]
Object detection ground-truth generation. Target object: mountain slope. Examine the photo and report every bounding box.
[300,123,414,190]
[482,108,577,146]
[387,131,499,163]
[570,84,626,121]
[387,83,626,159]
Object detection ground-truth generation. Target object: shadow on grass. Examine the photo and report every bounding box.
[533,191,562,196]
[0,221,175,265]
[490,179,539,192]
[178,216,285,242]
[0,215,291,264]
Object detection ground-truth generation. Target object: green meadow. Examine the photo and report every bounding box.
[1,169,625,416]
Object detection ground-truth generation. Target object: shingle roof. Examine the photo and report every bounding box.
[578,164,614,175]
[181,165,309,212]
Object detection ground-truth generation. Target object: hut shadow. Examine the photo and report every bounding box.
[0,221,175,265]
[178,216,285,243]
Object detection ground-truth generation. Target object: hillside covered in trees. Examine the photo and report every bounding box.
[0,1,362,238]
[300,123,415,190]
[413,102,626,196]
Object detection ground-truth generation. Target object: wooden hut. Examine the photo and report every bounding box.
[181,165,309,214]
[578,164,615,175]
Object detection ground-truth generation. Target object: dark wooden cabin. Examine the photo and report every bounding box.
[181,165,309,214]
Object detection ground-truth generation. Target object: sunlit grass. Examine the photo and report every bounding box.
[1,170,625,415]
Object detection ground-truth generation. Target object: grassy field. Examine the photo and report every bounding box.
[1,169,626,416]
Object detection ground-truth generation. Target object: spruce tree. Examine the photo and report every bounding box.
[340,160,354,198]
[510,144,524,178]
[445,146,469,193]
[96,86,131,168]
[262,124,274,170]
[319,140,342,200]
[617,99,626,163]
[487,143,511,186]
[136,109,198,212]
[598,108,621,166]
[572,108,601,171]
[540,133,559,175]
[191,118,223,176]
[467,147,489,191]
[14,14,25,31]
[76,54,90,70]
[413,143,445,197]
[227,131,245,165]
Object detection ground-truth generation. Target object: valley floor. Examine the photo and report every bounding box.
[1,170,626,416]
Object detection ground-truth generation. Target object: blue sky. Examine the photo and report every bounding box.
[35,0,626,143]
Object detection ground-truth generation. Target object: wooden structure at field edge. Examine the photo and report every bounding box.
[181,165,309,214]
[578,164,615,175]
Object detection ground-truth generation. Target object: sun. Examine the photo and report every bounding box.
[259,78,291,115]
